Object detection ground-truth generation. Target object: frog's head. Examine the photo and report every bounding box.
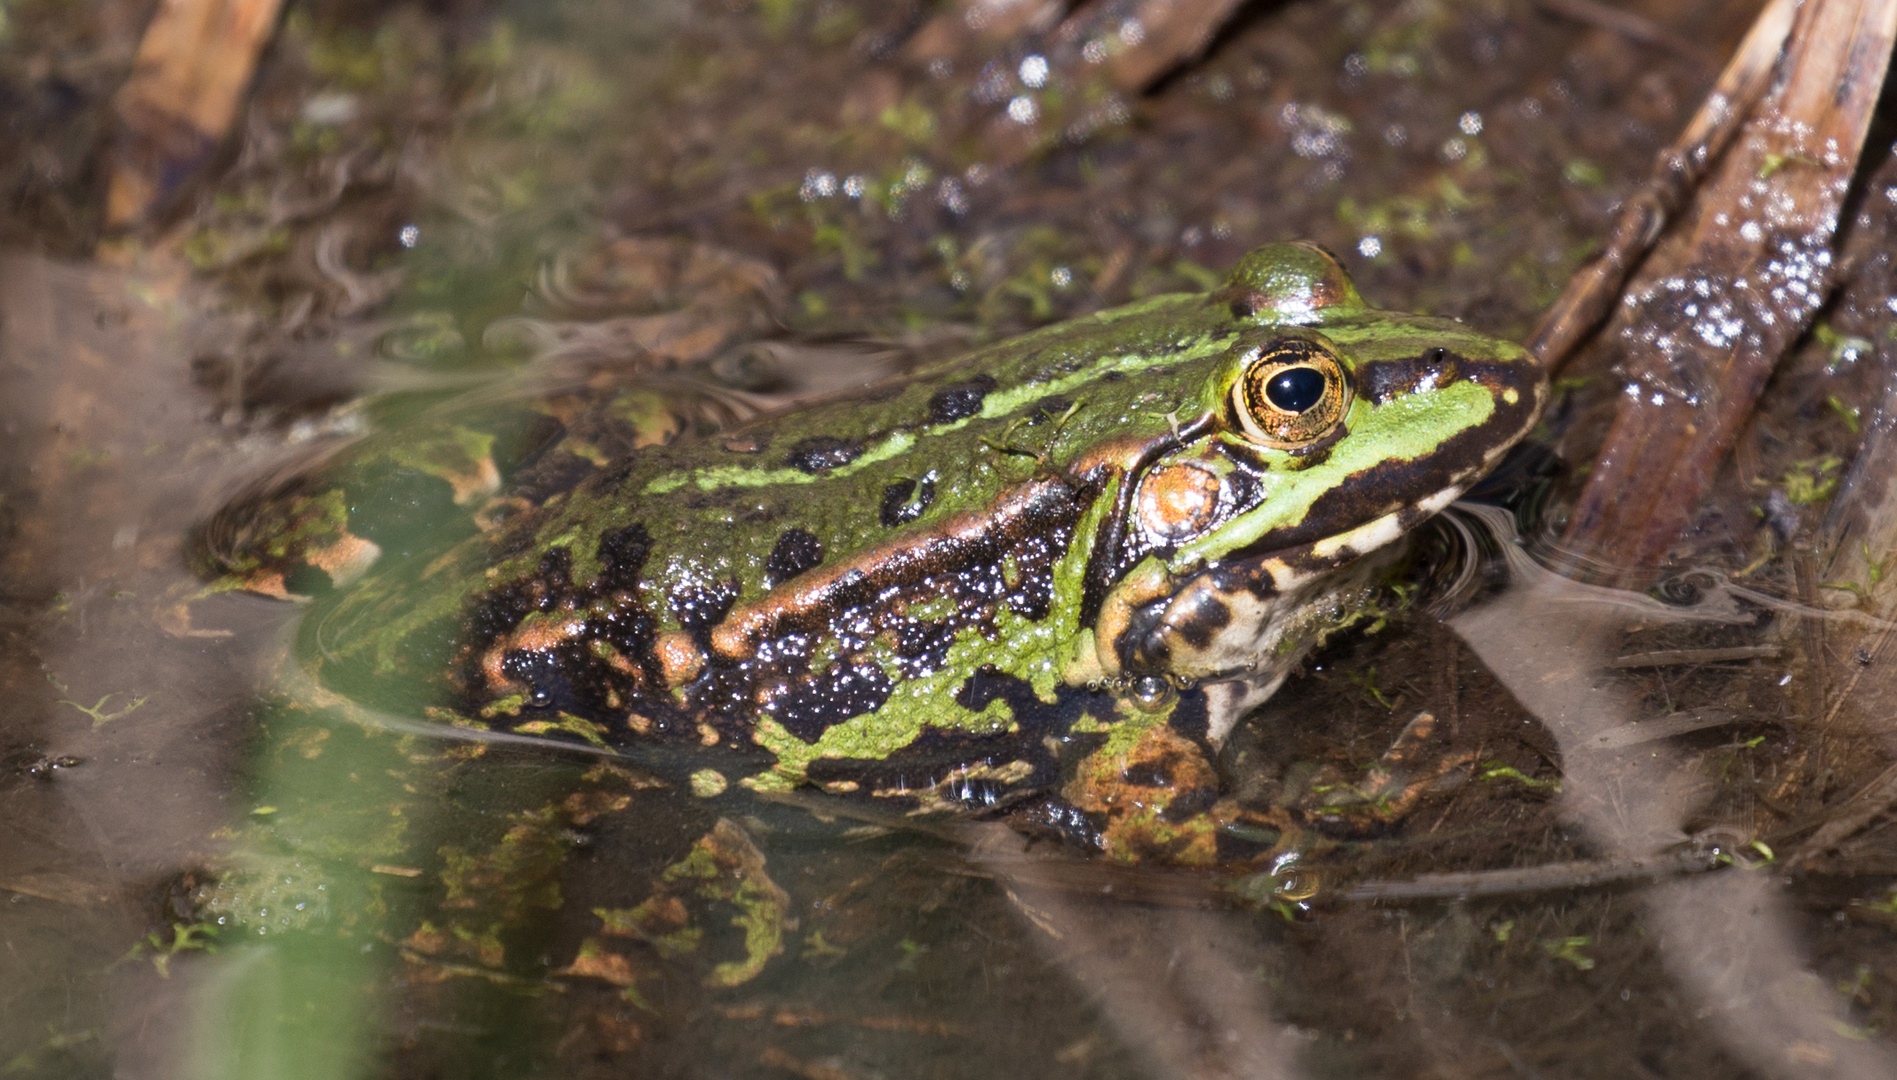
[1088,244,1545,733]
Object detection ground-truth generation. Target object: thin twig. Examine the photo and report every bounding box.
[1532,0,1715,62]
[1527,0,1796,372]
[1582,709,1744,750]
[1607,645,1780,668]
[1790,759,1897,867]
[1343,848,1720,902]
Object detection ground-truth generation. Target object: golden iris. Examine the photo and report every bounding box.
[1230,337,1350,448]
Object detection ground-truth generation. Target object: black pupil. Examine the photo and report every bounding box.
[1265,367,1327,413]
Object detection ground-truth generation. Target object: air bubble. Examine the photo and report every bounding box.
[1129,675,1176,712]
[799,170,839,201]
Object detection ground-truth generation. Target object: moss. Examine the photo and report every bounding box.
[599,820,789,987]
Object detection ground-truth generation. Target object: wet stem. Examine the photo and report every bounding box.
[57,692,151,728]
[1345,667,1397,710]
[125,922,219,979]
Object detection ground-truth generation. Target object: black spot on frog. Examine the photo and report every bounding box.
[879,473,936,527]
[513,452,600,506]
[672,580,739,641]
[893,618,955,675]
[954,665,1036,714]
[1025,395,1073,424]
[765,528,824,586]
[927,375,996,424]
[596,523,653,591]
[534,548,573,595]
[785,436,863,473]
[775,661,894,742]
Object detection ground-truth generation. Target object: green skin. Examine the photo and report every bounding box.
[221,243,1545,831]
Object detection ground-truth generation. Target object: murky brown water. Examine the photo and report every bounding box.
[5,1,1897,1078]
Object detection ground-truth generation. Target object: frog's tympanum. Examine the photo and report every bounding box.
[204,243,1545,863]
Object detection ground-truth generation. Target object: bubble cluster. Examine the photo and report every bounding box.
[1281,102,1352,161]
[1620,236,1837,404]
[799,169,838,202]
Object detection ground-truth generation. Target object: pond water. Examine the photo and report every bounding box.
[3,1,1896,1078]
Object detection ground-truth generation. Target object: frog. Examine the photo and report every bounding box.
[198,241,1545,865]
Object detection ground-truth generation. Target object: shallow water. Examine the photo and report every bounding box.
[4,1,1896,1077]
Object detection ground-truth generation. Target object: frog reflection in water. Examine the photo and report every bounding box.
[203,243,1546,864]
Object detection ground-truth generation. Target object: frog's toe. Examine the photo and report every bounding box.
[1002,795,1108,852]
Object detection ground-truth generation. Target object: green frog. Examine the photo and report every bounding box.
[200,242,1544,864]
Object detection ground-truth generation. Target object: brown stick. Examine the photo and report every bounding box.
[1074,0,1253,92]
[1557,0,1897,585]
[105,0,287,229]
[1527,0,1795,373]
[1343,847,1719,902]
[1606,645,1780,668]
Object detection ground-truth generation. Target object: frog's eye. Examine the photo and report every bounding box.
[1231,338,1350,448]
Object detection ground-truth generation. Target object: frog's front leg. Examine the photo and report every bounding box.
[1061,680,1230,865]
[1293,710,1476,827]
[1091,550,1390,749]
[1066,560,1319,863]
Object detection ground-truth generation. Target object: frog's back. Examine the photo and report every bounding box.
[447,289,1249,775]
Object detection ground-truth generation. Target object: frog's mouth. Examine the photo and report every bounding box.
[1094,509,1435,749]
[1101,481,1467,687]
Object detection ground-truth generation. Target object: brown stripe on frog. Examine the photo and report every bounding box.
[699,477,1091,666]
[462,524,668,714]
[698,434,1166,667]
[1358,351,1543,413]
